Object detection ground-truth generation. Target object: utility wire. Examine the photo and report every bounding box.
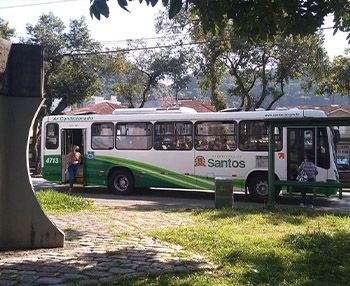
[101,33,189,45]
[0,0,80,9]
[65,26,341,57]
[65,40,207,56]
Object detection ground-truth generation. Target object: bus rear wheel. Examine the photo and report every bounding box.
[248,174,280,202]
[108,169,134,195]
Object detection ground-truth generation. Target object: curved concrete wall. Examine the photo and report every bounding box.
[0,39,64,250]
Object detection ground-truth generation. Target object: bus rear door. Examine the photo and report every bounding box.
[287,128,329,181]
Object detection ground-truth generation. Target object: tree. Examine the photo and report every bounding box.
[315,50,350,103]
[155,9,228,111]
[0,18,15,40]
[90,0,350,42]
[156,8,329,111]
[166,51,191,104]
[223,34,329,110]
[23,13,103,173]
[113,40,190,107]
[112,59,146,108]
[24,14,102,113]
[47,57,101,114]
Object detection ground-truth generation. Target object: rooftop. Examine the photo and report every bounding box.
[64,101,125,115]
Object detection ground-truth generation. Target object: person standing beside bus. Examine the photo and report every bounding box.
[298,153,318,207]
[66,145,81,192]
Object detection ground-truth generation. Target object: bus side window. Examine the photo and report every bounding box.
[239,121,282,151]
[195,121,237,151]
[154,122,193,151]
[116,122,153,150]
[91,122,114,150]
[46,123,59,149]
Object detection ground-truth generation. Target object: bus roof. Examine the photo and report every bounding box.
[43,108,327,124]
[112,107,197,115]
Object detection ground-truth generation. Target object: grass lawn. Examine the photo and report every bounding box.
[119,205,350,286]
[35,190,93,213]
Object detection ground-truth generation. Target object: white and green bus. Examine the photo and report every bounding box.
[41,107,339,201]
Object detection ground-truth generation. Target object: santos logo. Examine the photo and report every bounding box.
[194,156,245,168]
[208,158,245,168]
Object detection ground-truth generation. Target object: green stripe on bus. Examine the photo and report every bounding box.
[89,155,246,190]
[96,155,211,189]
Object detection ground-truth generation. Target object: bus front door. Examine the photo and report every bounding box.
[61,129,86,185]
[287,128,316,181]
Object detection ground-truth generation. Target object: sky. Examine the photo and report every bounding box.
[0,0,349,59]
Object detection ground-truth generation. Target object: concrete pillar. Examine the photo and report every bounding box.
[0,40,64,250]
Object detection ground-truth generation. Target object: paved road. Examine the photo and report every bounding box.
[30,176,216,209]
[31,176,350,212]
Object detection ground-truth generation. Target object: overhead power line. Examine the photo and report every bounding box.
[65,40,207,57]
[0,0,80,9]
[101,33,189,45]
[65,27,340,57]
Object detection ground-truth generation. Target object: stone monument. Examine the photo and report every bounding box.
[0,38,64,250]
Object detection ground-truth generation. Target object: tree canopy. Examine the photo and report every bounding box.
[112,40,191,107]
[0,18,15,40]
[315,50,350,98]
[156,7,329,110]
[22,13,104,173]
[90,0,350,41]
[23,13,102,114]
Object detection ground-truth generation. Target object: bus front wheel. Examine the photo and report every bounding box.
[108,169,134,195]
[248,174,280,202]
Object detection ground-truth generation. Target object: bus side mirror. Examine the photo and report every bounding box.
[333,129,340,144]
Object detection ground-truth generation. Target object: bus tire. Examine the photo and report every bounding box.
[108,169,134,195]
[248,174,280,202]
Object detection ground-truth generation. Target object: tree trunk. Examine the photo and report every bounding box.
[267,81,285,110]
[266,94,283,110]
[139,80,152,108]
[254,54,268,109]
[30,106,46,175]
[209,63,227,111]
[239,96,245,109]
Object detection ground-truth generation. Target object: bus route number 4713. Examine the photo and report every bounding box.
[45,157,59,164]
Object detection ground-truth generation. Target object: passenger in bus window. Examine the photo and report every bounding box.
[176,137,190,150]
[202,140,209,150]
[222,138,232,150]
[211,138,222,150]
[185,137,193,149]
[66,145,81,193]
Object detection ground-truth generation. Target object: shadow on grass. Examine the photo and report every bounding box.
[219,230,350,285]
[204,206,350,225]
[282,230,350,285]
[224,249,287,285]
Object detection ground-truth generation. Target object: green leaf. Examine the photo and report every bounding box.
[95,0,110,18]
[90,0,109,19]
[117,0,130,12]
[89,4,101,20]
[169,0,183,19]
[150,0,158,7]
